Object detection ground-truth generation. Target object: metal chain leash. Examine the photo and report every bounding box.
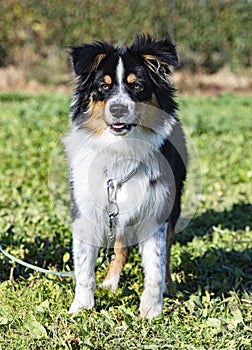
[105,178,119,260]
[104,168,137,261]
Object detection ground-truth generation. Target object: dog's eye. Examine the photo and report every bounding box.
[132,82,144,92]
[98,82,111,91]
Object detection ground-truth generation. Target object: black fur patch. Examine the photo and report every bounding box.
[70,34,178,125]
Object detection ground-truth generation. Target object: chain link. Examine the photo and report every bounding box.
[105,168,137,258]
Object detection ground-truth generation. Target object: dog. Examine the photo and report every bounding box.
[64,34,187,319]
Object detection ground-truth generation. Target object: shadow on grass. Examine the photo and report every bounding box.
[175,202,252,296]
[177,247,252,296]
[0,229,73,280]
[177,202,252,245]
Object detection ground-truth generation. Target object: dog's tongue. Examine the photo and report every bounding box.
[112,123,126,129]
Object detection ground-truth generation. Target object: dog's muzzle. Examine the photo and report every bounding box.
[106,99,137,136]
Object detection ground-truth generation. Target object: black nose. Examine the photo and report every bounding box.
[109,103,128,118]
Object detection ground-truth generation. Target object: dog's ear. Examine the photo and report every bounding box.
[130,34,178,79]
[70,42,115,76]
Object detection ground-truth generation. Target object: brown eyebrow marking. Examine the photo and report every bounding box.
[127,73,137,84]
[104,75,112,85]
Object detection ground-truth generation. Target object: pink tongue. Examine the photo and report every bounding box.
[112,123,126,129]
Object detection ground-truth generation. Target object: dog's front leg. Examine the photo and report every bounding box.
[139,223,167,319]
[69,235,99,314]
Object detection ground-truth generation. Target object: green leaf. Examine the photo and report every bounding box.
[63,252,70,264]
[230,305,244,326]
[24,317,48,339]
[0,306,12,325]
[0,316,10,325]
[35,300,50,313]
[206,317,221,329]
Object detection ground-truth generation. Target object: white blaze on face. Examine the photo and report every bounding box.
[116,57,125,92]
[105,56,136,124]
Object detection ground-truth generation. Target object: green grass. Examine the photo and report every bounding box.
[0,92,251,349]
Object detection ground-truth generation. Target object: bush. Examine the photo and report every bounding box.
[0,0,251,79]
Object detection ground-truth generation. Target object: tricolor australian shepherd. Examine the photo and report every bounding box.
[64,35,187,319]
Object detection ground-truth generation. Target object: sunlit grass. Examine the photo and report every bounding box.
[0,92,251,349]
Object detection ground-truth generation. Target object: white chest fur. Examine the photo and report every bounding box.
[64,128,172,246]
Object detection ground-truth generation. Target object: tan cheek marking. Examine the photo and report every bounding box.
[84,99,107,136]
[127,73,137,84]
[138,93,159,108]
[104,75,112,85]
[136,95,165,133]
[148,93,159,108]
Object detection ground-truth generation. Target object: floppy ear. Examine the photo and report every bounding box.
[130,34,178,79]
[70,41,115,76]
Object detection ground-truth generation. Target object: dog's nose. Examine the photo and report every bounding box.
[109,103,128,118]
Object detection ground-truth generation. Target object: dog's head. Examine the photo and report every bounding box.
[70,35,178,137]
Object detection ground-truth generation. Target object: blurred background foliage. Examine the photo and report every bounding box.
[0,0,251,85]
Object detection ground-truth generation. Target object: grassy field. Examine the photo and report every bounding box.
[0,92,251,349]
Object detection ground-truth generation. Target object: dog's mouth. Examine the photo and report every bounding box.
[110,123,137,135]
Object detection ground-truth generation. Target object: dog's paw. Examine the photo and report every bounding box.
[139,291,163,320]
[100,274,120,292]
[139,302,162,320]
[69,294,94,314]
[69,301,82,315]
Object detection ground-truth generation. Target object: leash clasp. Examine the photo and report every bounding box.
[106,178,119,218]
[103,169,137,263]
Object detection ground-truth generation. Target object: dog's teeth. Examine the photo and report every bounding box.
[112,124,126,129]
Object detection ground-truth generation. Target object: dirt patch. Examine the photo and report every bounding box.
[0,65,251,96]
[174,67,252,95]
[0,65,73,94]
